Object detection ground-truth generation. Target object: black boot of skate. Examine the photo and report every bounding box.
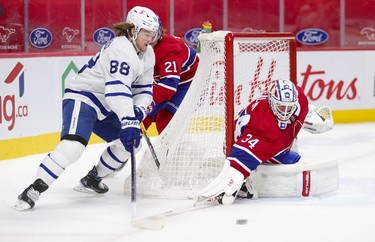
[73,166,109,194]
[237,179,258,200]
[237,182,254,199]
[14,179,49,211]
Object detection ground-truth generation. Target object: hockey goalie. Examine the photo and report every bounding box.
[196,79,335,205]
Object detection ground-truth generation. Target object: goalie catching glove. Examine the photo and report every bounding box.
[302,105,334,134]
[195,160,245,205]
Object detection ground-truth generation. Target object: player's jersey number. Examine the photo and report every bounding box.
[110,60,130,76]
[240,133,259,149]
[78,53,130,77]
[165,61,177,73]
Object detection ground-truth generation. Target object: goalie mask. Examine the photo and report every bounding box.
[268,79,298,124]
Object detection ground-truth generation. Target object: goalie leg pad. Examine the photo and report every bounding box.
[254,156,339,197]
[196,160,245,205]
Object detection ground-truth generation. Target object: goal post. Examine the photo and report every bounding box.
[224,32,297,154]
[124,31,297,199]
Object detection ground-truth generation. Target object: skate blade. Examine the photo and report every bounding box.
[14,199,32,211]
[72,184,105,195]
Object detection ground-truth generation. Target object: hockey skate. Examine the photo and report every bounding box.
[237,177,258,200]
[73,166,109,194]
[14,179,49,211]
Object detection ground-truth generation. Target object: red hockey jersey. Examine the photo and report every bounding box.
[152,34,199,104]
[228,86,309,177]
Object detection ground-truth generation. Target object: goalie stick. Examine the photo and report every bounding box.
[141,124,160,168]
[132,195,223,230]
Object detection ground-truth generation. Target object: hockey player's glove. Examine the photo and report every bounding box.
[119,117,141,153]
[146,101,155,114]
[134,106,148,122]
[302,105,334,134]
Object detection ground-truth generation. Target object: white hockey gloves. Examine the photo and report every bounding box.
[195,160,245,205]
[303,105,334,134]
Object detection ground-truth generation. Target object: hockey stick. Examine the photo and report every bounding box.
[130,140,164,230]
[132,195,222,230]
[141,123,160,168]
[130,145,137,222]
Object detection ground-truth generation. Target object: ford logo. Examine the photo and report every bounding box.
[184,28,201,46]
[93,27,115,46]
[29,27,53,48]
[296,28,329,45]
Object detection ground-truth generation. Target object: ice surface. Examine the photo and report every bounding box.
[1,123,374,242]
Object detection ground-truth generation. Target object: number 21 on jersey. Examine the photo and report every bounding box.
[165,61,177,73]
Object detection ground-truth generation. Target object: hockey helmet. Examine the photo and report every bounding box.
[126,6,160,34]
[268,79,298,121]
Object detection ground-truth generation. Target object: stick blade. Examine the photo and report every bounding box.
[132,217,165,230]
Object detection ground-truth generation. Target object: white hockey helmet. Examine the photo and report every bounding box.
[126,6,160,34]
[268,79,298,121]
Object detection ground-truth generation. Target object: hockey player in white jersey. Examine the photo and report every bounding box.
[14,6,160,210]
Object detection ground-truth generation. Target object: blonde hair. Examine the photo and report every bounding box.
[113,22,134,37]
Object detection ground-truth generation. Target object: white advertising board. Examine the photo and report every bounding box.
[297,50,375,110]
[1,50,375,141]
[0,55,90,140]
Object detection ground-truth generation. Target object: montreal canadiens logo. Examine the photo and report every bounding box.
[93,27,115,46]
[296,28,329,45]
[184,28,201,46]
[29,27,53,48]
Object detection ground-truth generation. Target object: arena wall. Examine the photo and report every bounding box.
[1,50,374,160]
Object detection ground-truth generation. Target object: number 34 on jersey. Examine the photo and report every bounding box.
[240,133,259,149]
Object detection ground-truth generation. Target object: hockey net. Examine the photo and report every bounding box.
[124,31,296,199]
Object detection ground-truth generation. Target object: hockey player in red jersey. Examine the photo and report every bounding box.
[142,19,199,133]
[196,79,310,204]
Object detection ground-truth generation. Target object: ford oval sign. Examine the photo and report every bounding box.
[29,27,53,48]
[184,28,201,46]
[93,27,115,46]
[296,28,329,45]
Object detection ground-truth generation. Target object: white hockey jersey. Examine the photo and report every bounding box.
[64,36,155,121]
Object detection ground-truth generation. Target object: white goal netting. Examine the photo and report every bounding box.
[124,31,295,199]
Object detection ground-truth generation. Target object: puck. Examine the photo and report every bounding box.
[236,219,248,225]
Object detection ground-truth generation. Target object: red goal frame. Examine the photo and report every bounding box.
[224,32,297,155]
